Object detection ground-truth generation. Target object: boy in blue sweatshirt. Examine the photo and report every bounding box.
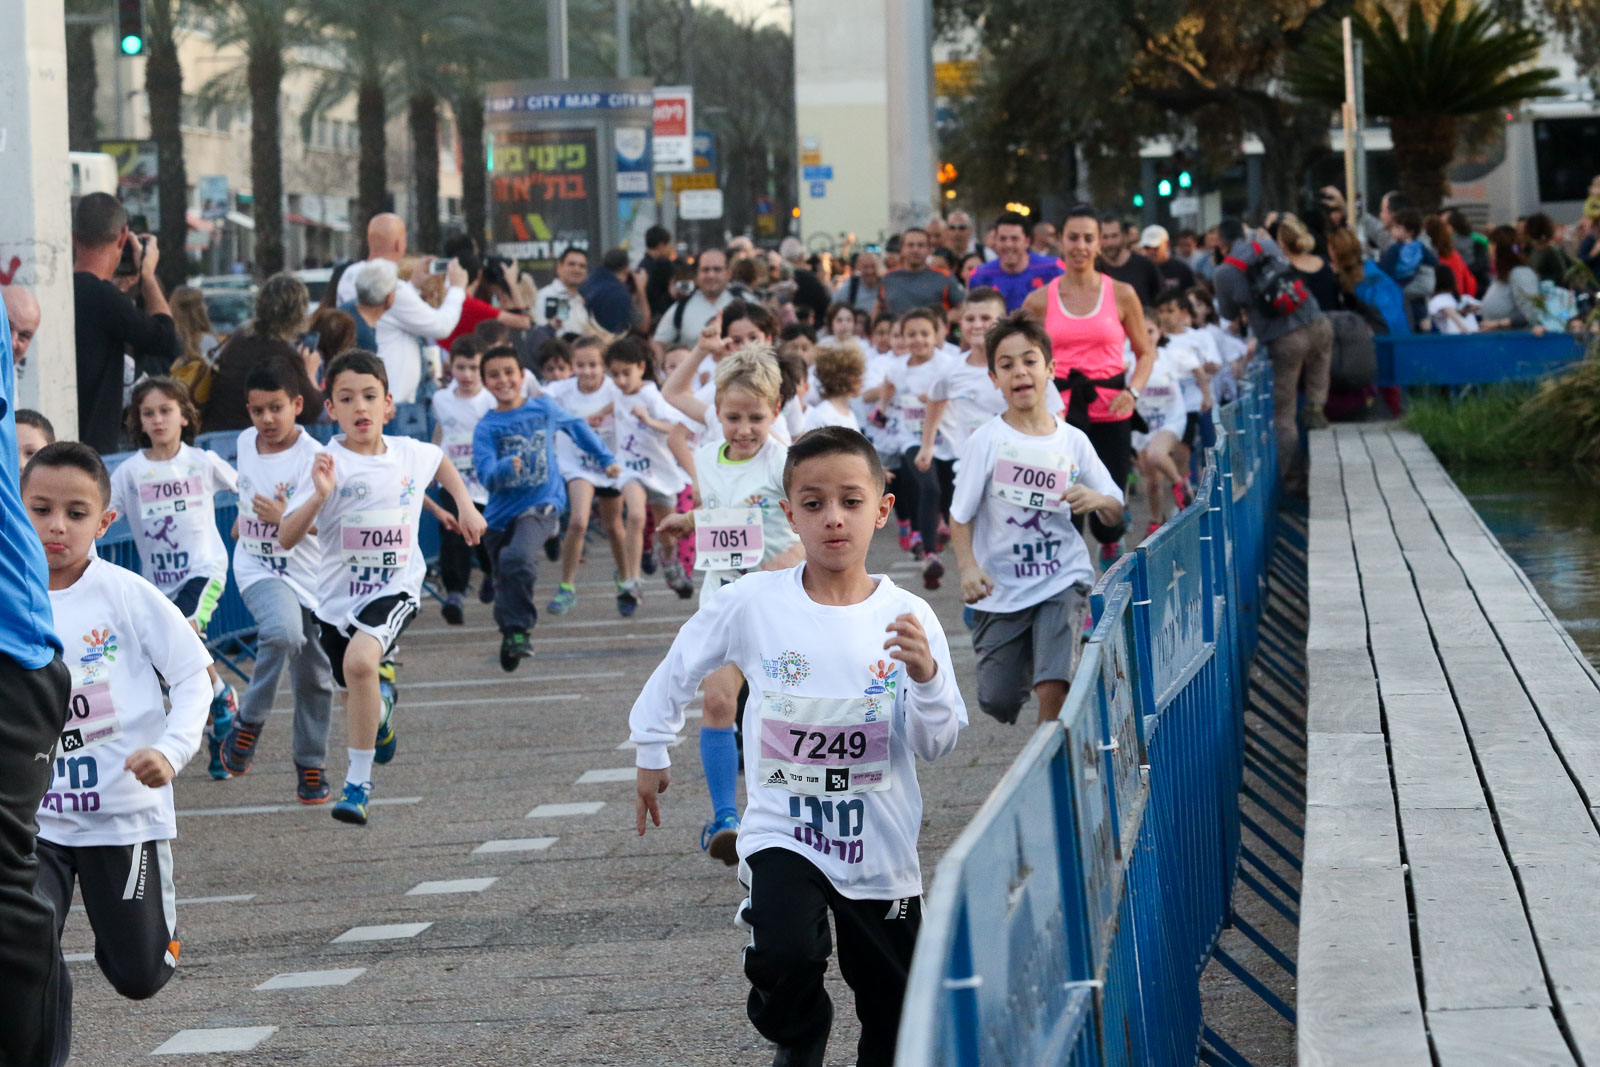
[473,345,619,671]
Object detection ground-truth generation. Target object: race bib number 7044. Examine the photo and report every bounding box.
[341,508,411,569]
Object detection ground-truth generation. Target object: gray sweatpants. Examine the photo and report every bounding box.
[487,505,562,633]
[238,578,335,768]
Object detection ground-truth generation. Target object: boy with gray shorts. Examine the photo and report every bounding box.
[948,313,1124,724]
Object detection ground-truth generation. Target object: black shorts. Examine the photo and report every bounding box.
[593,486,621,499]
[1182,411,1200,448]
[316,593,418,688]
[169,575,226,631]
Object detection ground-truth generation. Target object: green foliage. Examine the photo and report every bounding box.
[1290,0,1559,118]
[1405,385,1543,467]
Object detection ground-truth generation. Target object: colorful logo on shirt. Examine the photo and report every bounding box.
[1005,512,1048,534]
[399,477,417,504]
[338,480,371,501]
[743,493,773,509]
[78,627,117,684]
[866,659,899,699]
[276,481,296,500]
[762,650,811,687]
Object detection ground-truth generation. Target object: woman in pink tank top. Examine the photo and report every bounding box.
[1022,205,1155,554]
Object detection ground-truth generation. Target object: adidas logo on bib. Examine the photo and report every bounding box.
[766,769,787,786]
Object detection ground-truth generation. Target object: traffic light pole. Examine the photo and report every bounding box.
[0,0,79,432]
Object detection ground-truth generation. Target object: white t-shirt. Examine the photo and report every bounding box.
[1428,293,1480,334]
[1128,347,1190,446]
[612,382,690,498]
[882,352,956,455]
[692,435,797,607]
[803,399,859,433]
[1162,329,1217,412]
[949,415,1122,614]
[856,353,899,456]
[290,435,445,626]
[782,395,808,440]
[109,444,237,597]
[628,565,967,900]
[40,555,213,848]
[545,377,621,488]
[532,280,590,334]
[431,384,497,505]
[930,357,1066,461]
[233,427,323,609]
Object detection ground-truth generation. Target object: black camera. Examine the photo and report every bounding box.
[482,254,514,291]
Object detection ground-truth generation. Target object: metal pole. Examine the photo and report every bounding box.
[1341,18,1358,216]
[615,0,630,78]
[885,0,937,231]
[1352,35,1368,220]
[548,0,569,79]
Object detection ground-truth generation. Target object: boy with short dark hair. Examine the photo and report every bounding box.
[473,345,619,671]
[629,425,967,1067]
[15,409,54,470]
[431,337,497,623]
[949,313,1124,725]
[24,441,213,1007]
[216,364,336,800]
[277,351,487,825]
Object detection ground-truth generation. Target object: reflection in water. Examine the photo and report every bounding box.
[1456,469,1600,663]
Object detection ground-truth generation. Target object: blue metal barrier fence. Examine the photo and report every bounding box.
[895,360,1277,1066]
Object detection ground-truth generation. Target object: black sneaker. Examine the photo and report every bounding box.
[543,536,561,562]
[441,594,464,625]
[771,1003,830,1067]
[219,718,261,776]
[641,548,657,576]
[478,572,495,604]
[499,630,532,672]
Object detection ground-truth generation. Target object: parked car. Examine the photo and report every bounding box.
[293,267,334,304]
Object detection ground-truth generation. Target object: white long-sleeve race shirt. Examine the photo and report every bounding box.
[629,565,968,899]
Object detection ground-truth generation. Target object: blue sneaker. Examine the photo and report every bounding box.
[331,781,371,825]
[701,812,740,866]
[616,579,640,618]
[374,680,398,765]
[547,583,577,615]
[962,606,976,631]
[208,685,237,780]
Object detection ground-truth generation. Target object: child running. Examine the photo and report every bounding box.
[108,377,239,780]
[276,351,487,825]
[15,409,53,470]
[431,336,497,623]
[26,442,213,1007]
[605,337,696,600]
[877,307,956,589]
[1129,318,1192,535]
[473,345,618,671]
[950,313,1123,724]
[215,365,336,800]
[545,337,629,617]
[630,425,967,1066]
[654,347,804,864]
[802,344,864,433]
[918,287,1009,463]
[1153,287,1217,488]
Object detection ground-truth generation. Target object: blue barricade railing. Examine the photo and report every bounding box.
[97,402,440,679]
[1376,330,1584,387]
[896,359,1277,1067]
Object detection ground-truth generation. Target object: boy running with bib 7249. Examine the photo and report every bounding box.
[631,426,967,1067]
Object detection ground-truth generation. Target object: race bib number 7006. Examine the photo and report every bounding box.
[991,442,1078,512]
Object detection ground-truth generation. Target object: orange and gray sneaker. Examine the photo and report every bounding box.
[219,718,262,776]
[296,763,330,804]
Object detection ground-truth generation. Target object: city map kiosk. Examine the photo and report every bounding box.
[484,78,655,279]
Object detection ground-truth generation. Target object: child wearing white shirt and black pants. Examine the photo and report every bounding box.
[26,443,214,1005]
[950,314,1124,725]
[631,426,967,1067]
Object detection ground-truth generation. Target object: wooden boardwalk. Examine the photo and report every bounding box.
[1303,425,1600,1066]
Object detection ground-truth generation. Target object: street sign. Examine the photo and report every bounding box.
[653,171,717,196]
[809,181,827,199]
[692,130,717,173]
[678,188,724,220]
[1170,195,1200,216]
[652,86,693,173]
[802,165,832,182]
[800,149,822,168]
[198,174,228,220]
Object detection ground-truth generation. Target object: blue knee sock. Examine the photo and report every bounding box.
[700,726,740,822]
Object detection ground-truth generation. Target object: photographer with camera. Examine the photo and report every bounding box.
[72,193,181,452]
[532,247,593,336]
[439,250,532,349]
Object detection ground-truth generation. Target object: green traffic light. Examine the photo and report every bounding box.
[1157,179,1173,197]
[1133,194,1145,208]
[120,33,143,54]
[1178,171,1192,189]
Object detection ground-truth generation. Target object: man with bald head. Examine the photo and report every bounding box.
[335,212,468,402]
[3,287,40,365]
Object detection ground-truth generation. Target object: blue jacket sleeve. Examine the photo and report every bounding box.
[473,416,515,490]
[557,407,615,468]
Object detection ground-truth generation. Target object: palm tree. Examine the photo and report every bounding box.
[144,0,189,292]
[195,0,312,277]
[1290,0,1559,212]
[65,0,102,152]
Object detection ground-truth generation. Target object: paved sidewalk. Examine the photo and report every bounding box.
[64,538,1033,1065]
